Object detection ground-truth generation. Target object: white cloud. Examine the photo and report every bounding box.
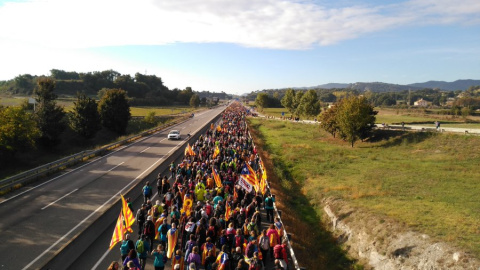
[0,0,479,50]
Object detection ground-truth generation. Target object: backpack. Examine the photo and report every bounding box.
[266,197,273,207]
[219,235,227,247]
[205,204,212,216]
[247,223,257,233]
[136,209,145,223]
[195,210,202,221]
[235,235,244,248]
[207,225,216,238]
[227,233,235,247]
[144,185,152,196]
[274,245,284,259]
[160,224,169,235]
[246,243,255,258]
[136,240,145,254]
[249,258,261,270]
[260,236,269,250]
[120,240,130,255]
[186,241,195,253]
[144,221,154,235]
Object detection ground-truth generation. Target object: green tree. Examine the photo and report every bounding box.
[98,88,131,134]
[143,111,158,126]
[0,106,40,159]
[189,94,200,108]
[319,105,339,138]
[33,78,66,146]
[178,87,194,105]
[281,89,296,115]
[293,91,304,117]
[255,92,269,111]
[69,92,101,139]
[298,90,321,118]
[335,96,377,147]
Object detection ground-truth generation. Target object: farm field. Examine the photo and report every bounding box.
[258,106,480,129]
[248,118,480,260]
[0,96,196,116]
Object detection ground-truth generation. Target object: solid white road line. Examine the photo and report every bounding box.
[22,157,166,270]
[41,188,79,210]
[92,118,215,270]
[0,147,128,206]
[1,121,178,206]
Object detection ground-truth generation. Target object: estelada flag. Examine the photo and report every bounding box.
[216,252,229,270]
[185,143,195,156]
[212,169,223,188]
[240,163,256,186]
[121,195,135,232]
[167,228,178,258]
[109,211,126,249]
[246,163,259,185]
[211,123,214,130]
[216,125,222,132]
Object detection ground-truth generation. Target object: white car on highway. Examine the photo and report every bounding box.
[167,130,181,140]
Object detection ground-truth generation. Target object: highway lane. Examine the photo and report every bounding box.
[0,106,225,270]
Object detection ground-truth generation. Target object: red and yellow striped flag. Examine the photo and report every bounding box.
[225,202,232,220]
[212,169,223,188]
[233,187,238,200]
[109,211,126,249]
[216,125,222,132]
[121,195,135,232]
[185,143,196,156]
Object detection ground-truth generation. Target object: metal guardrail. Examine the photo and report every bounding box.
[0,114,190,193]
[247,128,301,270]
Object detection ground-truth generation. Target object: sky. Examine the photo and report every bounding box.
[0,0,479,95]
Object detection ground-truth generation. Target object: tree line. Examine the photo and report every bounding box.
[248,85,480,111]
[0,78,132,160]
[0,69,231,106]
[254,89,377,147]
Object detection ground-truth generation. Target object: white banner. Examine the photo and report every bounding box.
[238,176,253,193]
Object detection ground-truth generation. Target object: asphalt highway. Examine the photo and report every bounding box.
[0,106,225,270]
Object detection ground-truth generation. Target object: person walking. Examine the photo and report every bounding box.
[264,194,275,223]
[136,235,150,270]
[151,244,167,270]
[142,181,153,203]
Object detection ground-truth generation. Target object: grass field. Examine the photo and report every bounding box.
[248,118,480,260]
[0,96,196,116]
[259,106,480,128]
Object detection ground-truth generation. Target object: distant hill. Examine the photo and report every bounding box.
[299,80,480,92]
[407,80,480,91]
[315,83,350,89]
[347,82,422,92]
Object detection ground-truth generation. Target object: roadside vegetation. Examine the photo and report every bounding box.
[248,118,480,264]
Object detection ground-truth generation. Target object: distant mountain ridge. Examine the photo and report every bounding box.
[302,79,480,92]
